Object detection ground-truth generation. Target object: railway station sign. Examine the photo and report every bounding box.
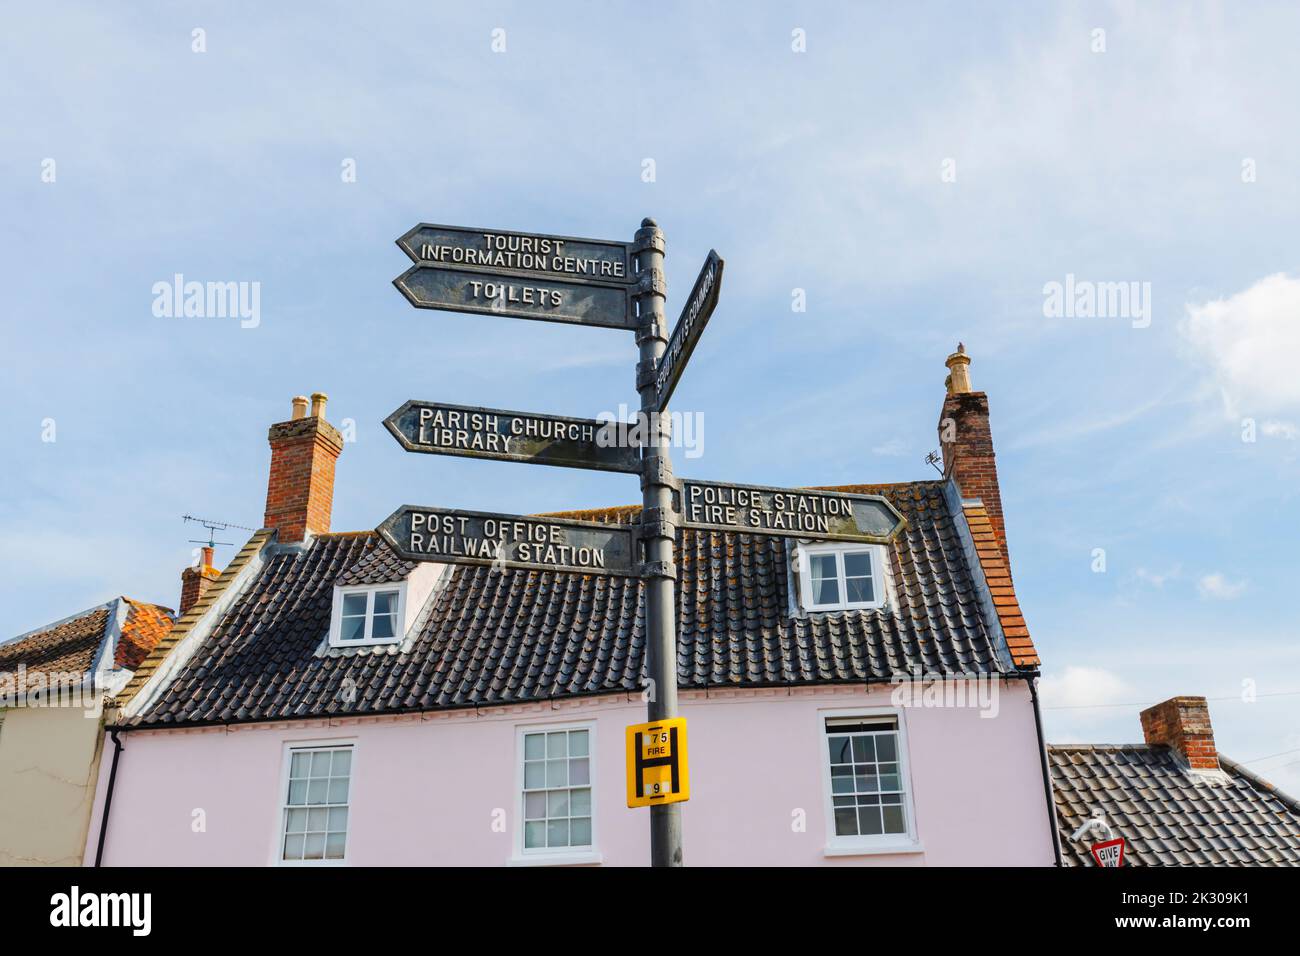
[384,400,641,474]
[378,505,637,577]
[678,479,905,542]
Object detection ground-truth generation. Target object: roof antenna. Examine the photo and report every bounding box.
[182,515,258,554]
[924,450,943,475]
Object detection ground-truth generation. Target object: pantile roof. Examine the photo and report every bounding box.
[122,480,1039,728]
[1049,744,1300,866]
[1,598,174,686]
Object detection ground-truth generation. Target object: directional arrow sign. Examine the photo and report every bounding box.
[653,250,723,411]
[384,400,641,475]
[397,223,635,284]
[378,506,637,577]
[394,263,636,331]
[678,480,905,543]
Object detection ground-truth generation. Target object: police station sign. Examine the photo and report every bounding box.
[678,479,905,543]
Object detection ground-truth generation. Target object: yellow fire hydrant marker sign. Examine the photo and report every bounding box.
[626,717,690,807]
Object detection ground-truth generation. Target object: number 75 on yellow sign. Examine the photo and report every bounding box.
[625,717,690,808]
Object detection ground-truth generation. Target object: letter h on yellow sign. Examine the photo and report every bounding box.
[626,717,690,808]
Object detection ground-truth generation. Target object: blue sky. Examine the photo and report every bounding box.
[2,2,1298,791]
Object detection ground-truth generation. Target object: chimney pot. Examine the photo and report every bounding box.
[179,549,221,616]
[264,392,344,544]
[1140,696,1218,771]
[945,344,973,394]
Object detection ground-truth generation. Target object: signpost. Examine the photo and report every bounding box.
[384,400,640,474]
[678,480,906,542]
[1090,838,1125,867]
[377,505,636,577]
[386,216,710,867]
[653,250,723,412]
[626,717,690,808]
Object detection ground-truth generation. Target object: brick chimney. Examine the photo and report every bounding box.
[264,392,343,544]
[938,344,1010,568]
[1140,696,1219,771]
[179,546,221,615]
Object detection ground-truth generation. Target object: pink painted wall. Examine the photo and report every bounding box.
[86,683,1055,866]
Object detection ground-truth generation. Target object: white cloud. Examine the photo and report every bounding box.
[1135,565,1181,588]
[1181,273,1300,420]
[1039,666,1133,711]
[1197,573,1247,601]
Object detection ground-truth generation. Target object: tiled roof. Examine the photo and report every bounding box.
[115,600,175,670]
[1049,745,1300,866]
[1,598,174,685]
[116,531,273,708]
[960,500,1038,667]
[124,480,1037,727]
[0,605,111,680]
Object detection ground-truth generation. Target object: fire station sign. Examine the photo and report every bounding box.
[678,480,905,543]
[378,506,637,577]
[626,717,690,808]
[653,250,723,412]
[384,400,641,474]
[397,223,636,283]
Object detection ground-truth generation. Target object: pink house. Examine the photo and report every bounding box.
[85,349,1058,867]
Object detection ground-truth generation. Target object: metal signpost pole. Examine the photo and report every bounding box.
[632,217,682,867]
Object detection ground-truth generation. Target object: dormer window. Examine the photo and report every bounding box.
[330,583,407,647]
[797,543,887,612]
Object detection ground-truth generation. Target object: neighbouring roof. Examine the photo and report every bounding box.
[1,599,174,686]
[1049,745,1300,866]
[121,480,1039,728]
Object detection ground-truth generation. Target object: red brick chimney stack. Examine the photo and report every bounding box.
[179,545,220,616]
[264,392,343,544]
[938,344,1010,568]
[1140,696,1219,770]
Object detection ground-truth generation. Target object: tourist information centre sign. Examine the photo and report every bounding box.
[678,479,905,543]
[378,505,637,577]
[393,223,637,330]
[384,400,641,475]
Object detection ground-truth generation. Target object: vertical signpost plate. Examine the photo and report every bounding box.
[654,250,723,411]
[626,717,690,808]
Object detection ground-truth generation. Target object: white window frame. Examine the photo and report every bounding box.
[274,738,357,867]
[510,721,601,867]
[328,582,407,648]
[817,707,923,857]
[797,542,887,612]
